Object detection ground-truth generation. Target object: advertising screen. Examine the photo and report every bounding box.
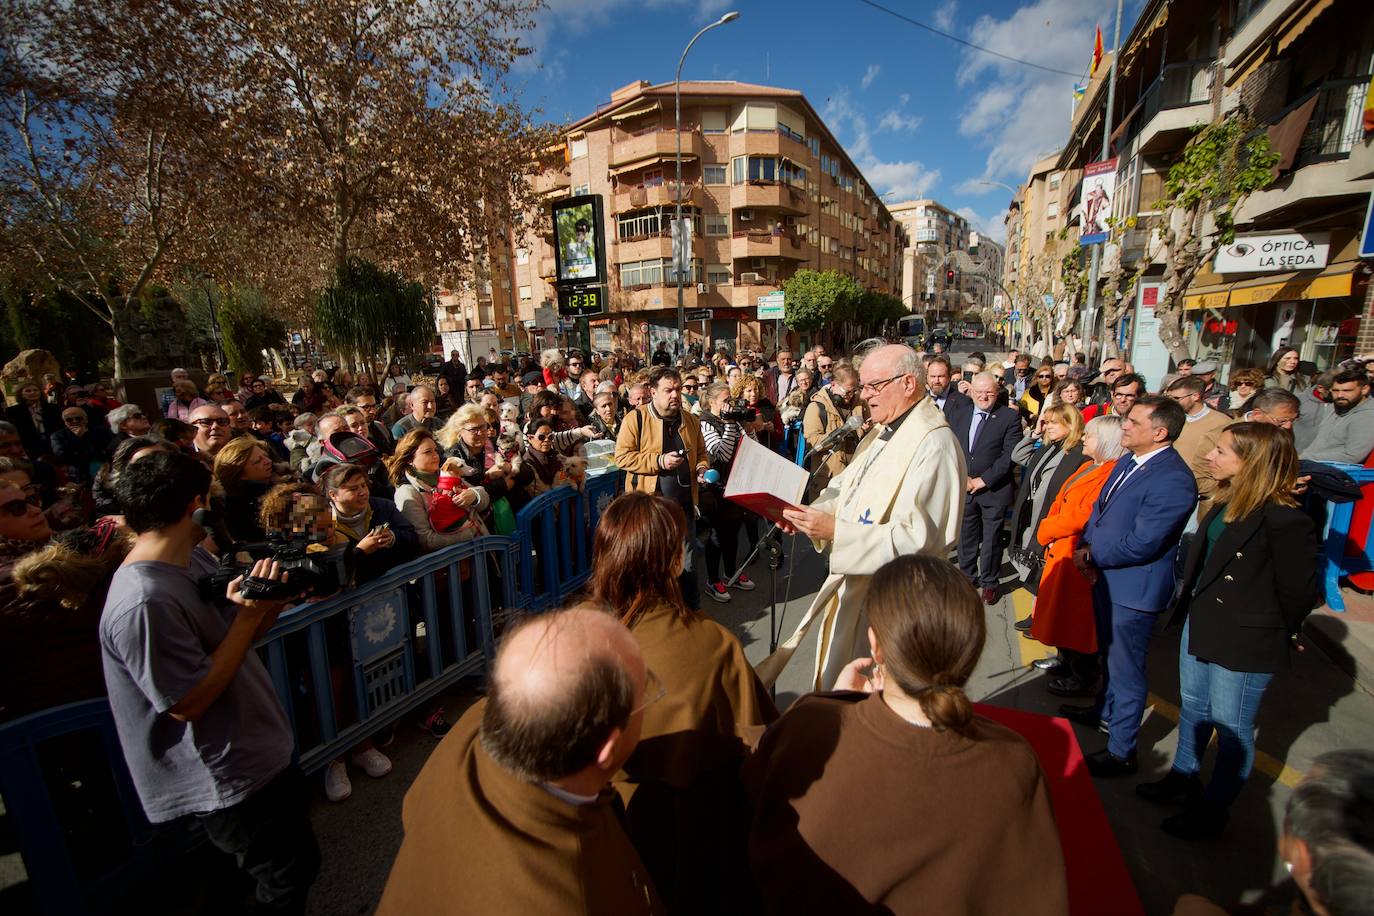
[552,196,604,284]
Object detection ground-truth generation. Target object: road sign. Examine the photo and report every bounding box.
[685,308,712,321]
[1009,310,1021,321]
[640,322,649,333]
[757,291,785,320]
[1042,294,1055,310]
[1361,190,1374,259]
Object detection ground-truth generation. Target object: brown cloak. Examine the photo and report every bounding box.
[742,691,1068,915]
[377,700,664,916]
[615,603,779,914]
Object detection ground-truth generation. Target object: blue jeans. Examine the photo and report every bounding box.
[1172,625,1273,807]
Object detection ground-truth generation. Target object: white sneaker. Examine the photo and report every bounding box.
[324,760,352,802]
[706,582,732,603]
[731,574,757,591]
[350,747,393,778]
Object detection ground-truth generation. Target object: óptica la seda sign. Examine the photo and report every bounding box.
[1214,231,1330,274]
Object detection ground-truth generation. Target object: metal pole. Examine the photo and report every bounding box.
[1081,0,1125,358]
[675,12,739,363]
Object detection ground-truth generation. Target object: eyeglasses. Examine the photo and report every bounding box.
[631,668,667,716]
[191,417,230,428]
[532,433,553,441]
[681,384,698,391]
[860,373,906,394]
[63,415,86,425]
[1035,374,1052,380]
[0,494,41,516]
[818,363,832,370]
[462,424,489,433]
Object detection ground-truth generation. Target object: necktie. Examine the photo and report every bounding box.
[968,410,987,451]
[1104,458,1139,504]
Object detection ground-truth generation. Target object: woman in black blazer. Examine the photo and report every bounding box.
[1137,422,1319,839]
[1007,402,1090,605]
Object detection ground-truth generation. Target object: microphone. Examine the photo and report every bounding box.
[702,469,722,486]
[812,414,864,454]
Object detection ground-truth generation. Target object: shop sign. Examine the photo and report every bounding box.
[1214,232,1330,273]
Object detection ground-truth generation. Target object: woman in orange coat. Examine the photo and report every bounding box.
[1031,414,1127,698]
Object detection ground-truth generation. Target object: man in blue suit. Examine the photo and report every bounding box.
[950,373,1023,603]
[1062,394,1198,777]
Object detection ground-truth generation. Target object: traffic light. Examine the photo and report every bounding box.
[945,268,955,284]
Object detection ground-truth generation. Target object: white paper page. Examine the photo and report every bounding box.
[724,434,808,504]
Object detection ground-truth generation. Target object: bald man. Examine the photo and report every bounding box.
[188,404,232,457]
[765,345,966,690]
[377,607,665,915]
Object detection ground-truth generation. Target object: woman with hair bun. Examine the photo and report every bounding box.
[742,554,1067,914]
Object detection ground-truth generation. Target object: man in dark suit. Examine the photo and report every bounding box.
[950,372,1022,604]
[438,350,467,401]
[925,355,972,420]
[1064,394,1197,777]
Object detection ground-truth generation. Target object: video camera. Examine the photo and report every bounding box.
[721,398,757,422]
[195,507,351,602]
[201,534,352,602]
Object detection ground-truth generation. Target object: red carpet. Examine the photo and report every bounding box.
[977,704,1145,916]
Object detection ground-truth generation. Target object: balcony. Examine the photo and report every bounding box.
[740,127,812,163]
[609,126,705,168]
[612,180,705,213]
[532,169,570,196]
[1136,59,1215,155]
[617,283,703,313]
[732,180,809,215]
[731,227,810,261]
[537,257,555,279]
[615,232,674,263]
[1293,75,1371,167]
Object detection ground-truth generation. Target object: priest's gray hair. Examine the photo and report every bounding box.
[895,347,925,383]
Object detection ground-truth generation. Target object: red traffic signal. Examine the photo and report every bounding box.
[945,269,955,284]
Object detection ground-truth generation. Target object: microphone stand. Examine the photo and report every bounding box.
[724,432,856,658]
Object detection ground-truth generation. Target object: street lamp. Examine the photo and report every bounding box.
[675,10,740,362]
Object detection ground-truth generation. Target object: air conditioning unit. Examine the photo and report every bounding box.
[739,209,754,222]
[740,272,762,284]
[696,283,708,293]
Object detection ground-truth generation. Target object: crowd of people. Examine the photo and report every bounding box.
[2,336,1372,915]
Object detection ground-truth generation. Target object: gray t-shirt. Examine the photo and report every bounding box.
[99,548,293,823]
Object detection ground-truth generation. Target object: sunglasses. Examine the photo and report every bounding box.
[1036,374,1052,380]
[532,433,553,441]
[0,494,41,516]
[191,417,231,428]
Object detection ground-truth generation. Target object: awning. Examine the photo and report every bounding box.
[1184,261,1361,310]
[1277,0,1336,54]
[608,153,695,176]
[610,101,661,122]
[1229,0,1335,87]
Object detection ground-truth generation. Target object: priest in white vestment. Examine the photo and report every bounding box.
[760,344,966,690]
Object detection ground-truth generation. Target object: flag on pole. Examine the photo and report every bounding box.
[1091,26,1105,77]
[1073,83,1087,101]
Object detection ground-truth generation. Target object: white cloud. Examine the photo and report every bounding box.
[860,64,881,90]
[954,0,1098,184]
[957,206,1009,244]
[933,0,958,32]
[898,92,910,106]
[822,87,940,202]
[878,110,923,133]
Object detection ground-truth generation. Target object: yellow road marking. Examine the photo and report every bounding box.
[1006,588,1303,788]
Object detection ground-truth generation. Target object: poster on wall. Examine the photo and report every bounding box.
[1080,157,1119,245]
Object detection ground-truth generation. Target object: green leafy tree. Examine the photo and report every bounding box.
[783,269,864,332]
[175,281,286,376]
[1151,114,1279,362]
[1,278,115,379]
[313,259,432,372]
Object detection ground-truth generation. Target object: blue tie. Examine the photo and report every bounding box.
[1104,458,1139,504]
[969,410,987,450]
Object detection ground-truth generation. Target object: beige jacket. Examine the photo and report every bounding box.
[614,405,710,506]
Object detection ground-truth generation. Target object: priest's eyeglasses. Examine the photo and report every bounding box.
[632,668,667,716]
[860,373,906,395]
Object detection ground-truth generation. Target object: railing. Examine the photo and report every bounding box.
[1139,59,1215,125]
[0,475,622,912]
[1295,75,1371,167]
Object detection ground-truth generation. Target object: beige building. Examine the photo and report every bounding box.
[509,79,907,357]
[889,199,973,326]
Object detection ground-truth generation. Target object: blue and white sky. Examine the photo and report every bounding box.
[506,0,1146,243]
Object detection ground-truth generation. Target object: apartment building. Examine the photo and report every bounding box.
[511,80,907,357]
[968,232,1006,321]
[889,199,974,326]
[1050,0,1372,377]
[434,233,523,361]
[1001,153,1082,346]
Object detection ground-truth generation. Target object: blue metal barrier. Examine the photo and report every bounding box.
[0,475,626,913]
[1317,462,1374,611]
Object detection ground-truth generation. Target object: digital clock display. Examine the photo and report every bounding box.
[558,286,605,317]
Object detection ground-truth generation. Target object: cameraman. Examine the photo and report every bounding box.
[698,381,760,603]
[802,364,868,494]
[100,450,319,912]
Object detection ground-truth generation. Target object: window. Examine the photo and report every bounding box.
[569,137,587,160]
[1045,201,1059,219]
[701,110,727,134]
[518,285,532,300]
[515,248,529,265]
[619,258,701,287]
[704,164,727,185]
[617,207,700,241]
[839,246,854,261]
[573,183,590,196]
[641,169,664,188]
[707,264,731,285]
[1049,172,1061,189]
[705,214,728,236]
[733,102,777,132]
[807,137,820,157]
